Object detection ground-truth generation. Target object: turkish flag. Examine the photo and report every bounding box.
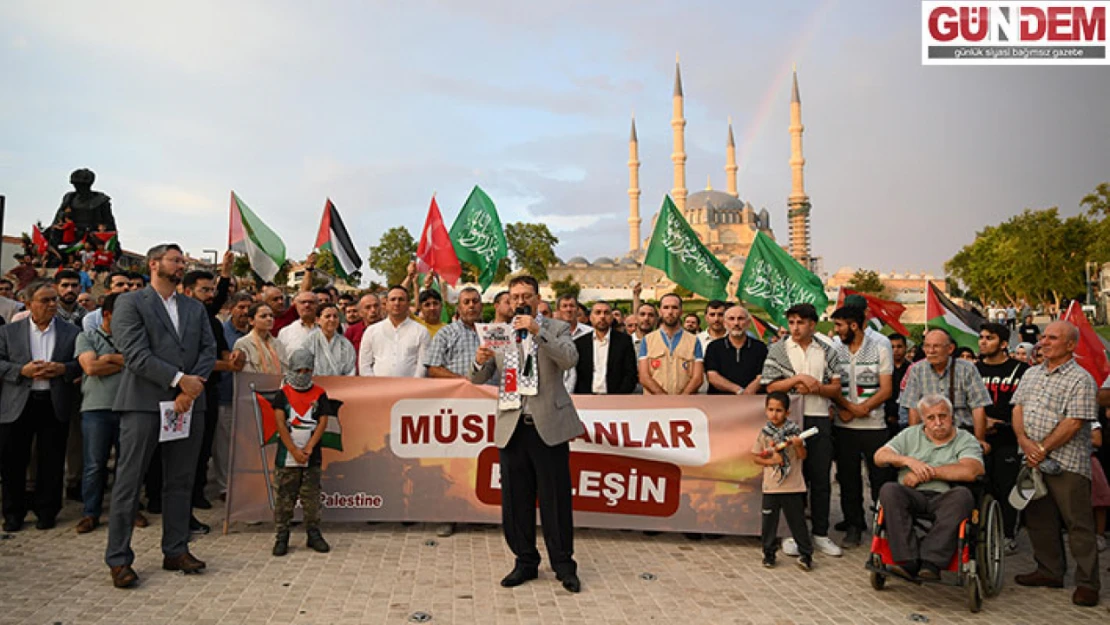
[416,196,462,286]
[1062,301,1110,386]
[837,288,910,336]
[31,225,49,255]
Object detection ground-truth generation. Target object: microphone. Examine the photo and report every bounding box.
[514,305,532,342]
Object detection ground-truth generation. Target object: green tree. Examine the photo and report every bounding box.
[550,274,581,300]
[505,222,559,282]
[1082,182,1110,264]
[847,269,885,295]
[368,226,416,287]
[313,248,362,287]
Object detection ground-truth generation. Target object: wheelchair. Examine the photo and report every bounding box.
[863,479,1005,613]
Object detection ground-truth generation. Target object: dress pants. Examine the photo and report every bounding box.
[833,426,893,531]
[211,403,233,494]
[0,393,67,523]
[984,444,1022,539]
[105,409,205,567]
[1025,470,1100,591]
[498,418,576,576]
[801,416,833,537]
[879,482,973,567]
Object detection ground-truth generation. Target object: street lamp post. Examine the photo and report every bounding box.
[203,249,218,267]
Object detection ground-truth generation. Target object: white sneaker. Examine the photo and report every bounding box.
[1098,535,1106,552]
[781,538,800,557]
[813,535,843,557]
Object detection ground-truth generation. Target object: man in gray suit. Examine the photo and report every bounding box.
[0,281,81,531]
[105,244,216,589]
[470,275,584,593]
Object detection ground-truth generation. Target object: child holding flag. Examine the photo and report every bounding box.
[752,392,814,571]
[269,349,337,556]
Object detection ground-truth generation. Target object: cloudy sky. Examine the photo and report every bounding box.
[1,0,1107,279]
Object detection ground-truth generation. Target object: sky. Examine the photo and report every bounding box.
[1,0,1108,280]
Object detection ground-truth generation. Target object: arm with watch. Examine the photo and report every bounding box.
[1012,403,1084,467]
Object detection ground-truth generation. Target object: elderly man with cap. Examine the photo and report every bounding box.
[1011,320,1100,607]
[873,394,984,581]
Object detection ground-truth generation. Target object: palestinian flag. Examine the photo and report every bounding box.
[255,386,343,462]
[31,225,49,255]
[229,191,287,283]
[750,314,781,342]
[926,282,981,350]
[90,231,121,254]
[314,199,362,280]
[61,234,87,255]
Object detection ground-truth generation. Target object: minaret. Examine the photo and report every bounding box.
[787,65,812,268]
[725,117,738,197]
[628,115,642,254]
[670,56,687,212]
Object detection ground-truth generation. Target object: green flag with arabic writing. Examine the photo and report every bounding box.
[643,196,731,300]
[736,231,828,326]
[448,186,508,290]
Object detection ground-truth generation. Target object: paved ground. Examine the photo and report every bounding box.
[1,498,1108,625]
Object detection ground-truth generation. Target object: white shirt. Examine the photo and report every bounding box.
[358,317,430,377]
[29,318,56,391]
[278,319,319,355]
[82,308,104,333]
[160,292,180,334]
[785,337,837,417]
[569,322,593,340]
[592,329,611,394]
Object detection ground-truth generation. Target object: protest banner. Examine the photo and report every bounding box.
[225,374,799,536]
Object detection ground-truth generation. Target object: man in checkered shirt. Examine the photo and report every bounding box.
[1011,321,1100,607]
[900,328,991,449]
[424,286,484,538]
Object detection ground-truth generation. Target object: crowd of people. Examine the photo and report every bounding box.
[0,243,1106,606]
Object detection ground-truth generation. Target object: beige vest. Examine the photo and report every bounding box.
[643,330,697,394]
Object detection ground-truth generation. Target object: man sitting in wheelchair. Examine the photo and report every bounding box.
[873,393,985,580]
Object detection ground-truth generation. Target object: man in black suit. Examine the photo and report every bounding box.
[104,244,216,588]
[0,281,81,531]
[573,301,638,395]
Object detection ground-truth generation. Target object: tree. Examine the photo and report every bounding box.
[1082,182,1110,264]
[550,274,581,300]
[505,222,559,282]
[314,248,362,287]
[847,269,885,296]
[368,226,416,287]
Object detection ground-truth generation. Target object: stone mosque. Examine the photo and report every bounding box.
[545,60,814,296]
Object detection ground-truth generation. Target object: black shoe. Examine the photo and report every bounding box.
[762,555,776,568]
[556,572,581,593]
[192,496,212,510]
[189,516,210,535]
[146,499,162,515]
[306,528,330,553]
[66,485,82,502]
[834,520,850,532]
[917,562,941,581]
[797,555,813,571]
[683,532,704,541]
[35,516,56,530]
[843,526,862,547]
[888,560,920,582]
[500,566,538,588]
[3,515,23,532]
[272,531,289,557]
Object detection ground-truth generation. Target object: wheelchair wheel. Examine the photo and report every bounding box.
[977,495,1005,598]
[966,574,983,613]
[870,570,886,590]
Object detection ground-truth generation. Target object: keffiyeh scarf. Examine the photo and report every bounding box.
[499,333,539,411]
[761,420,803,484]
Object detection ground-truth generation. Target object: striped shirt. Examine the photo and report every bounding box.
[426,320,480,377]
[761,336,844,417]
[899,357,990,430]
[1011,357,1098,479]
[834,333,892,430]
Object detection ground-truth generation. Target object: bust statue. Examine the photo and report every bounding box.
[54,168,116,237]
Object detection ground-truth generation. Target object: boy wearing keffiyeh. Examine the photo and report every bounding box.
[752,391,814,570]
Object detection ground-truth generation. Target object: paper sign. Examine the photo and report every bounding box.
[159,401,192,442]
[476,323,514,353]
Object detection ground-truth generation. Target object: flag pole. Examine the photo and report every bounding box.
[250,383,276,511]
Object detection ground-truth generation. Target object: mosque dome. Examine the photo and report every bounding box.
[685,190,747,212]
[726,255,747,269]
[593,256,615,266]
[619,256,639,266]
[566,256,590,266]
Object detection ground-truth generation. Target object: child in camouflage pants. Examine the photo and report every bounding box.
[270,349,335,556]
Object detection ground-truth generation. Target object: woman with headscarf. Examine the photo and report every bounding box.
[303,303,356,376]
[1013,342,1035,365]
[233,302,288,374]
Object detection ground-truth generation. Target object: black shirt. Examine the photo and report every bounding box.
[885,360,911,419]
[1018,323,1040,345]
[704,335,768,394]
[976,357,1029,447]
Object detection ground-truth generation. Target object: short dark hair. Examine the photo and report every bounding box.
[182,270,215,290]
[21,280,53,302]
[706,299,728,311]
[493,291,510,305]
[247,301,272,319]
[106,269,130,288]
[888,333,907,346]
[979,322,1010,344]
[830,306,865,328]
[387,285,410,299]
[101,292,121,315]
[508,275,539,293]
[684,312,699,321]
[230,292,254,307]
[0,278,13,288]
[312,286,331,296]
[53,269,80,284]
[785,303,818,322]
[419,289,442,304]
[659,293,682,307]
[145,243,182,266]
[458,286,482,301]
[317,302,340,316]
[766,391,791,410]
[556,293,578,306]
[954,346,976,360]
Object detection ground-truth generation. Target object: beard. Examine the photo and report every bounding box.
[158,266,182,284]
[841,329,856,345]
